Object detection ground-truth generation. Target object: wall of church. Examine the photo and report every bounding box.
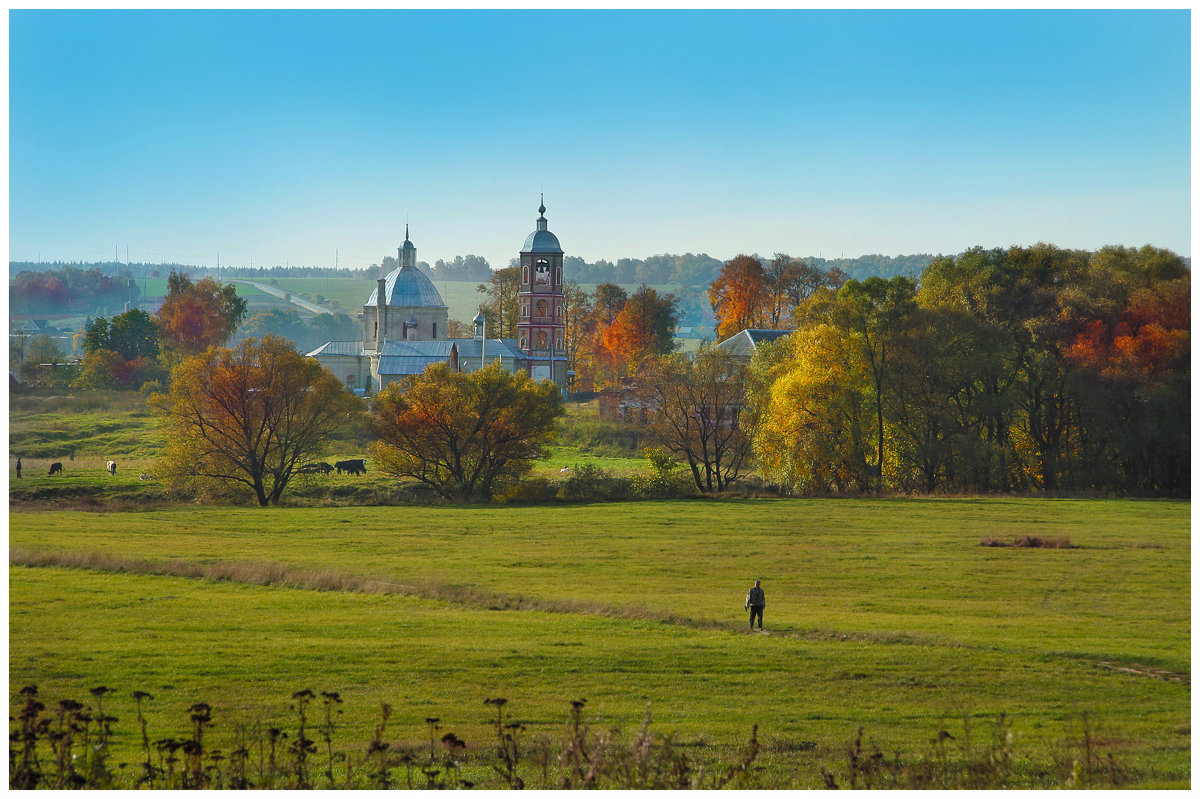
[360,305,450,347]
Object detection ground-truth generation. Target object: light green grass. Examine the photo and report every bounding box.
[8,499,1190,786]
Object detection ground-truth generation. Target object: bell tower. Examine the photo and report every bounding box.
[517,197,566,387]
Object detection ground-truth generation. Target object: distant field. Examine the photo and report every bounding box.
[9,498,1190,787]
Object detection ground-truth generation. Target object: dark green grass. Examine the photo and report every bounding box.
[8,499,1190,786]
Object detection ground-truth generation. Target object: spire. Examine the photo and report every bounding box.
[399,224,416,268]
[537,196,548,232]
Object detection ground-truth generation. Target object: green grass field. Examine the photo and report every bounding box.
[9,498,1190,787]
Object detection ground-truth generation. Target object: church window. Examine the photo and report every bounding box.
[433,322,437,339]
[536,331,548,349]
[521,304,529,317]
[347,374,356,387]
[519,336,528,349]
[522,267,528,284]
[556,267,562,284]
[536,299,548,317]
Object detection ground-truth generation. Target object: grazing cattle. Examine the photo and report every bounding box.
[297,461,334,475]
[139,473,153,481]
[560,466,571,473]
[316,461,334,475]
[106,460,117,476]
[335,458,367,475]
[48,462,64,476]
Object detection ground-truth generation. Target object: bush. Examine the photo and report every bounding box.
[979,536,1074,549]
[494,478,560,504]
[631,448,697,500]
[559,463,632,501]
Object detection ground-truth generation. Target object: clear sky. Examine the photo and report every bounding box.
[8,9,1191,270]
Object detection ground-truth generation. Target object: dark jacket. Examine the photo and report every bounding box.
[746,586,765,608]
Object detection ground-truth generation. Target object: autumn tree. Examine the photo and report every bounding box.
[708,255,770,340]
[153,335,362,506]
[156,270,248,361]
[749,324,874,493]
[598,286,679,385]
[369,362,564,502]
[476,266,520,339]
[634,348,752,492]
[576,283,630,390]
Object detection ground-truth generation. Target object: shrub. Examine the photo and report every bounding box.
[559,463,628,501]
[631,448,697,500]
[979,536,1074,549]
[494,478,560,504]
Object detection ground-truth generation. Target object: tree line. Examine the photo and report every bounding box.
[591,244,1187,499]
[740,244,1189,497]
[10,266,140,315]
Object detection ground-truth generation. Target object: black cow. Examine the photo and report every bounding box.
[335,459,367,475]
[107,460,117,476]
[48,462,64,476]
[297,461,335,476]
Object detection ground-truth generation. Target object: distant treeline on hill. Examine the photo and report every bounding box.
[11,251,936,289]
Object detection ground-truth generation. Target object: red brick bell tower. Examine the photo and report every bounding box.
[516,197,566,387]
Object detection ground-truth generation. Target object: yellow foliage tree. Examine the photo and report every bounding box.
[750,325,873,493]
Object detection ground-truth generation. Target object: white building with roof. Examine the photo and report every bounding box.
[308,207,564,394]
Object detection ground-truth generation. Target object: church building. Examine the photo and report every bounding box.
[307,201,568,394]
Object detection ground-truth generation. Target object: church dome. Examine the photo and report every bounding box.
[366,266,447,308]
[521,198,563,254]
[522,229,563,253]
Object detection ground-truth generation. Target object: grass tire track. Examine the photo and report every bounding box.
[9,546,727,630]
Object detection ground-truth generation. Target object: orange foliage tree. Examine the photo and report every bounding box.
[153,335,361,506]
[369,361,564,502]
[596,286,679,387]
[708,255,769,340]
[156,271,248,360]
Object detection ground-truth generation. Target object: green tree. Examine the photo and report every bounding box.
[75,309,163,390]
[476,267,521,339]
[369,362,564,502]
[152,335,362,506]
[829,276,918,493]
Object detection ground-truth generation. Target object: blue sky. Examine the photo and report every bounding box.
[9,10,1191,269]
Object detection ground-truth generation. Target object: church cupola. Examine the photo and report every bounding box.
[399,224,417,269]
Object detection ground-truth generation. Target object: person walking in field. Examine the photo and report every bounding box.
[745,579,765,630]
[15,457,21,479]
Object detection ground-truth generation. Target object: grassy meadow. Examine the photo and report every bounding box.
[9,499,1190,787]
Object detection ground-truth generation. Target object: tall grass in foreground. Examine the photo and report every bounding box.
[11,685,1133,789]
